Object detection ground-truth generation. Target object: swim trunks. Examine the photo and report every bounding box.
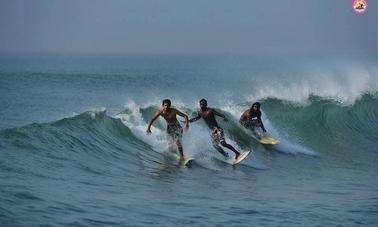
[210,126,225,145]
[166,121,183,141]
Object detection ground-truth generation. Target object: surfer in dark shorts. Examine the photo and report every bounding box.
[146,99,189,161]
[239,102,267,133]
[189,99,240,160]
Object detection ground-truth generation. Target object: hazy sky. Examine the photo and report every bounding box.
[0,0,376,54]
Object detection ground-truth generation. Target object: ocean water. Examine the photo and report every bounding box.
[1,53,378,226]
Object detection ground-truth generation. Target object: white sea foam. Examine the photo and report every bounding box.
[241,61,378,105]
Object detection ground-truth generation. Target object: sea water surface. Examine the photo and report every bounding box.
[1,53,378,226]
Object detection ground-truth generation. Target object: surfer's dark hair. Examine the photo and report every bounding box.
[200,99,207,105]
[162,99,171,106]
[251,102,261,109]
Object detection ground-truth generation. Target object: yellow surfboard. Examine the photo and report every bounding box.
[250,128,280,145]
[258,135,280,145]
[246,126,280,145]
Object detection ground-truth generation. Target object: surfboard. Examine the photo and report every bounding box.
[233,150,251,165]
[257,135,280,145]
[251,128,280,145]
[171,152,194,167]
[183,158,194,167]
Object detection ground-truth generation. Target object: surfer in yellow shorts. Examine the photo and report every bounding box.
[189,99,240,160]
[240,102,267,133]
[146,99,189,161]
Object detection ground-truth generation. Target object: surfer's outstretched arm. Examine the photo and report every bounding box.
[146,110,161,135]
[257,113,267,132]
[260,120,267,132]
[189,114,201,123]
[174,109,189,130]
[213,109,228,122]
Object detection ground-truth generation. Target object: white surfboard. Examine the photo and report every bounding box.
[233,150,251,165]
[171,152,194,167]
[183,158,194,167]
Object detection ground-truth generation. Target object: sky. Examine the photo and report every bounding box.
[0,0,376,54]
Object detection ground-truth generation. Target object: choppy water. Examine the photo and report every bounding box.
[1,53,378,226]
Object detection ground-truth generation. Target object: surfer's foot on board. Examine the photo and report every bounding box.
[178,156,185,163]
[234,153,240,160]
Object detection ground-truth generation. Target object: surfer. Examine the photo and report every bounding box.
[189,99,240,160]
[146,99,189,161]
[239,102,267,133]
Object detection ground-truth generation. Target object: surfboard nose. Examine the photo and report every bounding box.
[233,151,251,165]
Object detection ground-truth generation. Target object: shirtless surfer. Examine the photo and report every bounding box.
[146,99,189,161]
[239,102,267,133]
[189,99,241,160]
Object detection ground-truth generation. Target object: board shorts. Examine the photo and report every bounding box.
[166,121,183,142]
[210,126,225,146]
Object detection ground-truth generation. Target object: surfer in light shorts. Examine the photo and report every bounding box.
[146,99,189,161]
[240,102,267,133]
[189,99,240,160]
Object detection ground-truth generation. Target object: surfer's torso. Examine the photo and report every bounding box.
[198,108,219,129]
[160,108,179,125]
